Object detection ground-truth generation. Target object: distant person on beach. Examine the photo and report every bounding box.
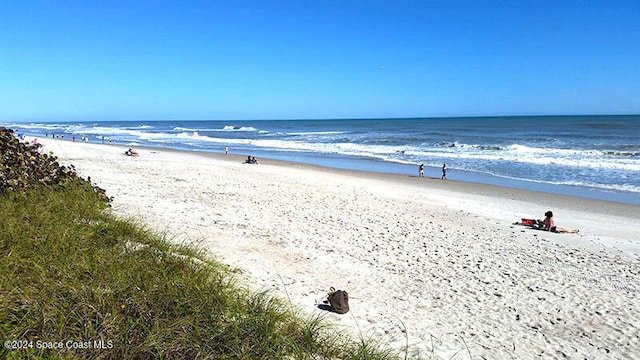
[441,163,447,180]
[418,163,424,177]
[224,146,229,154]
[125,148,139,156]
[244,156,258,164]
[543,211,579,233]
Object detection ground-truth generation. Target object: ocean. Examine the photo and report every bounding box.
[3,116,639,205]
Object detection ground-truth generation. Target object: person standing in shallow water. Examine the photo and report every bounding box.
[418,163,424,177]
[441,163,447,180]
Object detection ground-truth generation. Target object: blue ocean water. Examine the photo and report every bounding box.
[3,116,639,205]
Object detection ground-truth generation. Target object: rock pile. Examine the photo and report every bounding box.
[0,127,111,203]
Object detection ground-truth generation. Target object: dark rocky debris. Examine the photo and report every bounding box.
[1,127,111,203]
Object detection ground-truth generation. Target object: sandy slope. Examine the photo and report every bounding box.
[39,138,640,359]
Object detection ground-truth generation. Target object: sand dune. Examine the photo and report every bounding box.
[39,138,640,359]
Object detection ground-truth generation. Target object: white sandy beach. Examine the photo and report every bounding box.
[37,138,640,359]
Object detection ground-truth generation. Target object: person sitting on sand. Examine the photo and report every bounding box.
[125,148,139,156]
[244,155,259,164]
[543,211,579,233]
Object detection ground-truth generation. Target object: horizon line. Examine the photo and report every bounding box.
[3,113,639,124]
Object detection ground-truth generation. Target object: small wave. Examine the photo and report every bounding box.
[436,142,601,156]
[603,150,639,157]
[507,144,584,156]
[3,122,68,130]
[288,131,347,136]
[175,132,251,145]
[173,126,256,132]
[466,144,503,151]
[222,125,259,132]
[435,142,503,151]
[475,145,502,151]
[64,125,176,141]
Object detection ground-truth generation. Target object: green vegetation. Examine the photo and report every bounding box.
[0,129,400,359]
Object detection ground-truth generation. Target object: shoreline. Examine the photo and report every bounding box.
[239,147,640,207]
[15,131,640,206]
[38,136,640,212]
[35,137,640,358]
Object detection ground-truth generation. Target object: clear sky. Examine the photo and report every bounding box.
[1,0,639,122]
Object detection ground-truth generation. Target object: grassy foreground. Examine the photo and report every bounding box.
[0,180,399,359]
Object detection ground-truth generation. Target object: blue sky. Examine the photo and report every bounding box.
[1,1,639,121]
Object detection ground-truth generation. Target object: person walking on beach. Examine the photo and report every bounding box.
[418,163,424,177]
[441,163,447,180]
[224,146,229,155]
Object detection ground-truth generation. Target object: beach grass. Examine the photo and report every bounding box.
[0,180,402,359]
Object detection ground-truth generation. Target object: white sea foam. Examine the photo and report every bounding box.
[71,126,173,141]
[405,144,640,171]
[4,122,68,131]
[173,125,264,133]
[222,125,259,132]
[160,132,640,172]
